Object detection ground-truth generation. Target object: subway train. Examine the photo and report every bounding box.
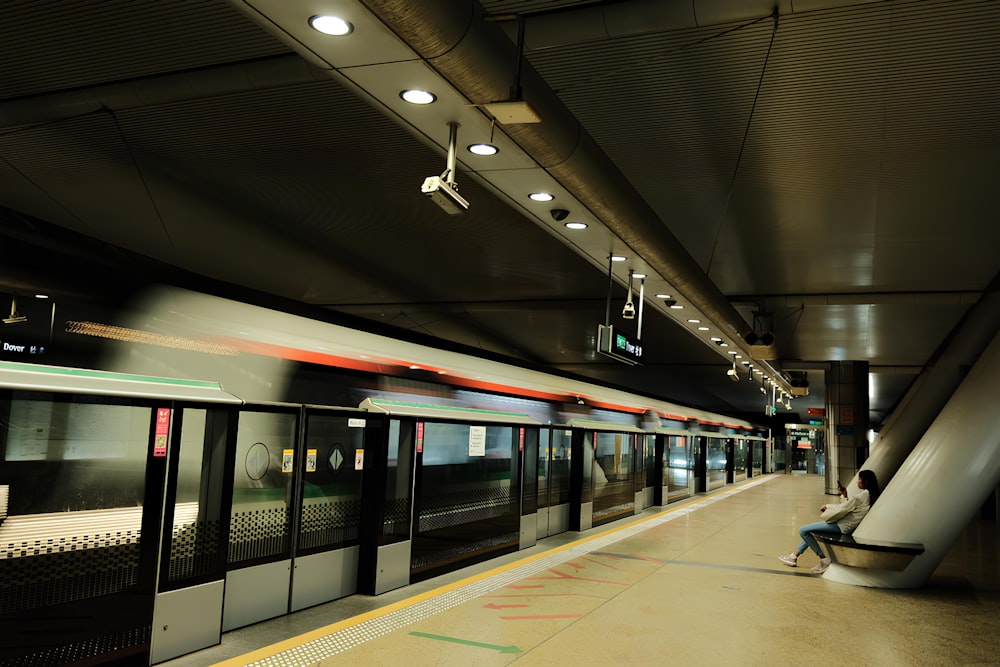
[0,287,769,666]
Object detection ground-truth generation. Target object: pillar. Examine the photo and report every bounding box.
[825,361,868,495]
[824,328,1000,588]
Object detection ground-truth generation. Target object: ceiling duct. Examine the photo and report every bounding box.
[364,0,763,355]
[0,55,327,130]
[494,0,889,51]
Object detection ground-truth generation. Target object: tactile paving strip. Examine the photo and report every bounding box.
[247,476,776,666]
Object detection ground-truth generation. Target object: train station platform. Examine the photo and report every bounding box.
[163,474,1000,666]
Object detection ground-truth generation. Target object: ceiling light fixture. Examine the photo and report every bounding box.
[565,221,587,230]
[697,326,710,331]
[611,255,626,262]
[655,293,671,299]
[670,304,684,310]
[529,192,554,202]
[308,15,353,35]
[400,89,436,105]
[467,143,498,156]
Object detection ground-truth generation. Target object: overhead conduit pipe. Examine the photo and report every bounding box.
[0,55,329,130]
[362,0,887,365]
[490,0,890,50]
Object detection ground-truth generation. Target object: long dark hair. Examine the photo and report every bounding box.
[858,469,881,505]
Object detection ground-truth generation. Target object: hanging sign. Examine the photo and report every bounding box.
[597,324,643,365]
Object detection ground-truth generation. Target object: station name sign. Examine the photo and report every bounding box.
[597,324,643,366]
[0,339,46,357]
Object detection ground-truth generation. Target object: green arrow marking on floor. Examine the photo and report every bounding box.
[409,631,522,654]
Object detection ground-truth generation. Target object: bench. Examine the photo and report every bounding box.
[813,532,925,572]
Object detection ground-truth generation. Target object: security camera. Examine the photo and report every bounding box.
[622,301,636,319]
[421,176,469,214]
[550,209,570,221]
[727,367,740,382]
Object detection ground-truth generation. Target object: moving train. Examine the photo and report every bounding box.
[0,286,770,666]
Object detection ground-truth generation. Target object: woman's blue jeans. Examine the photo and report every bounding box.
[797,521,842,557]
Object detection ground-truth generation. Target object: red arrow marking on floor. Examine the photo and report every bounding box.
[527,568,627,585]
[506,584,544,589]
[485,593,609,600]
[483,603,529,609]
[592,551,666,565]
[500,614,582,620]
[581,556,624,571]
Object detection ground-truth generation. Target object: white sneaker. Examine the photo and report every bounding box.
[811,557,831,574]
[778,553,798,567]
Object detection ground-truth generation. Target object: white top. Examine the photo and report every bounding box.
[822,489,871,534]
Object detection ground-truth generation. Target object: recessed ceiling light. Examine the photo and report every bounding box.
[719,342,728,346]
[711,337,722,342]
[611,255,626,262]
[565,221,588,230]
[633,273,646,279]
[656,293,672,299]
[400,89,436,105]
[529,192,554,202]
[727,350,737,355]
[697,326,710,331]
[34,294,49,299]
[687,319,700,323]
[670,304,684,309]
[309,15,353,36]
[467,143,499,156]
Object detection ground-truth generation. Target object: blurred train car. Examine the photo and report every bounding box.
[0,287,769,665]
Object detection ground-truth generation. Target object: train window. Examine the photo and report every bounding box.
[0,395,152,617]
[164,408,231,585]
[410,422,519,577]
[228,410,297,566]
[592,431,636,524]
[299,414,364,552]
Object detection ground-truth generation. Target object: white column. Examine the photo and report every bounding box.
[855,289,1000,492]
[824,328,1000,588]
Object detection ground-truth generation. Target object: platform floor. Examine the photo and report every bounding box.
[164,473,1000,666]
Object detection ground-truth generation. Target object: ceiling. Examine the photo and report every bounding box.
[0,0,997,427]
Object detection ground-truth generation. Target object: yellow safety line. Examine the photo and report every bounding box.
[213,476,772,666]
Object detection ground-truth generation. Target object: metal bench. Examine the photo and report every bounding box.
[814,532,925,572]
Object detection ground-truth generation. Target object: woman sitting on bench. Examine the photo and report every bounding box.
[778,469,881,574]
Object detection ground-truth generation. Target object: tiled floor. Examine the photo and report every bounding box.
[164,474,1000,666]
